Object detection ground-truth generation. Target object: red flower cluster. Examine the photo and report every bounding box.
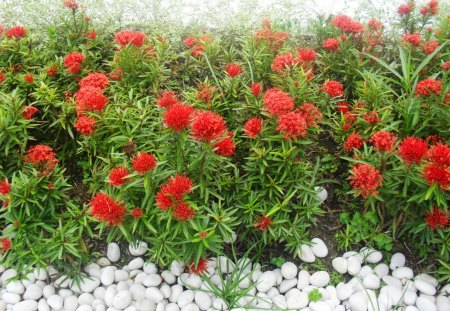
[322,81,344,97]
[196,84,215,104]
[332,15,364,33]
[255,20,289,51]
[402,32,422,47]
[1,238,11,252]
[132,152,157,174]
[90,193,126,226]
[182,35,211,57]
[24,145,59,174]
[297,48,317,62]
[0,72,5,84]
[0,179,11,196]
[46,65,58,77]
[109,68,123,81]
[276,112,308,140]
[74,115,96,136]
[422,144,449,189]
[64,0,78,9]
[188,257,208,275]
[323,38,340,51]
[64,52,85,74]
[415,78,442,97]
[114,30,146,48]
[79,72,110,89]
[244,117,263,138]
[263,88,294,116]
[363,111,381,125]
[87,30,96,39]
[131,207,143,219]
[344,133,364,152]
[350,164,383,198]
[108,166,130,187]
[225,63,242,77]
[172,202,195,221]
[183,36,196,48]
[337,101,350,113]
[164,103,193,132]
[296,103,322,127]
[368,19,384,31]
[250,82,262,97]
[22,106,38,120]
[421,39,439,55]
[425,207,449,230]
[213,132,236,157]
[370,131,397,153]
[24,74,34,83]
[271,52,298,72]
[75,86,108,113]
[254,213,273,231]
[190,110,227,142]
[398,137,428,165]
[157,91,181,108]
[427,144,450,167]
[420,0,439,15]
[397,3,414,15]
[5,26,26,39]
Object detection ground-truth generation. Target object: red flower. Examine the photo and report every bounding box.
[425,207,449,230]
[46,65,58,77]
[276,112,308,140]
[5,26,26,39]
[398,137,428,165]
[87,30,96,39]
[109,68,123,81]
[415,78,442,96]
[155,174,194,210]
[363,111,381,125]
[225,63,242,77]
[370,131,397,153]
[64,52,85,74]
[191,44,205,57]
[22,106,38,120]
[64,0,78,9]
[214,133,236,157]
[323,38,340,51]
[332,15,364,33]
[344,133,364,152]
[90,193,126,226]
[420,0,439,15]
[24,145,59,174]
[164,103,194,132]
[296,103,322,127]
[254,214,273,231]
[24,74,34,83]
[79,72,109,89]
[427,144,450,167]
[190,110,227,142]
[368,19,384,31]
[173,202,195,221]
[157,91,181,109]
[322,81,344,97]
[108,166,130,187]
[75,86,108,112]
[350,164,383,198]
[271,52,298,72]
[244,117,263,138]
[442,61,450,71]
[114,30,146,48]
[337,101,350,113]
[196,84,215,103]
[1,238,11,252]
[0,72,5,84]
[402,32,422,47]
[423,163,449,189]
[421,39,439,55]
[250,82,262,97]
[132,152,157,174]
[131,207,143,219]
[297,48,316,62]
[188,257,208,275]
[183,36,196,48]
[397,4,414,15]
[0,179,11,196]
[263,88,294,116]
[74,115,96,136]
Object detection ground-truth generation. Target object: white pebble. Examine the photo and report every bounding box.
[107,243,120,263]
[281,262,297,280]
[311,238,328,257]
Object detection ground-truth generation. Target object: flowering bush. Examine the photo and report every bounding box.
[0,0,448,276]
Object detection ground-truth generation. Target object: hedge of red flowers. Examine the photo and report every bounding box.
[0,0,448,275]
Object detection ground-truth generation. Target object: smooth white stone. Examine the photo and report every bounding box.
[279,278,297,293]
[129,242,148,256]
[357,266,373,279]
[382,285,402,305]
[71,277,100,294]
[436,295,450,311]
[414,279,436,296]
[170,261,185,277]
[34,269,47,282]
[146,287,164,304]
[374,264,389,277]
[177,290,194,308]
[298,244,316,263]
[169,284,183,303]
[3,292,21,304]
[180,303,199,311]
[101,267,115,286]
[347,256,362,276]
[281,262,297,280]
[311,238,328,257]
[238,276,250,289]
[185,275,202,289]
[390,253,406,270]
[58,289,73,298]
[315,186,328,202]
[38,299,50,311]
[416,274,438,288]
[310,271,330,287]
[1,269,18,284]
[349,291,368,311]
[143,274,162,287]
[104,286,117,307]
[363,274,380,289]
[332,257,348,274]
[23,284,43,300]
[13,300,38,311]
[343,251,358,258]
[47,295,63,310]
[42,285,55,299]
[76,305,93,311]
[393,267,414,280]
[112,290,132,309]
[128,258,144,270]
[336,282,354,301]
[256,271,276,293]
[97,258,111,266]
[403,290,417,305]
[114,270,128,283]
[127,283,144,301]
[297,270,310,290]
[64,295,79,311]
[416,296,437,311]
[267,287,280,298]
[272,294,287,308]
[194,291,211,310]
[93,287,105,300]
[382,276,402,289]
[405,307,419,311]
[84,264,101,279]
[161,271,176,284]
[366,251,383,263]
[22,273,36,288]
[78,293,94,306]
[310,301,332,311]
[7,281,25,295]
[218,256,235,274]
[166,303,180,311]
[116,281,129,292]
[107,243,120,263]
[286,289,308,309]
[274,268,283,286]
